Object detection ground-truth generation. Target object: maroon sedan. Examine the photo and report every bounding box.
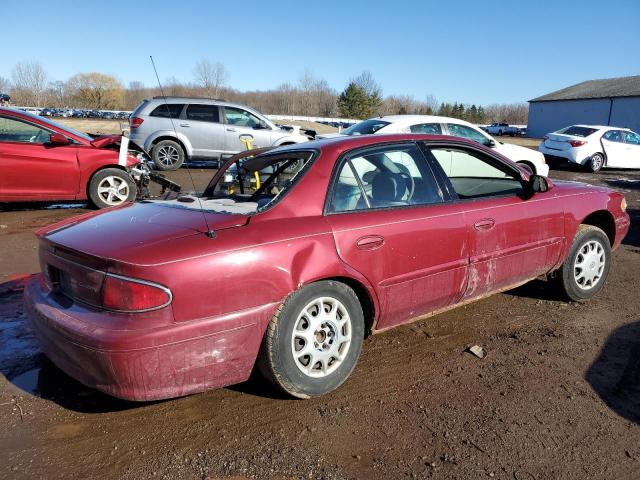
[25,134,629,400]
[0,107,139,208]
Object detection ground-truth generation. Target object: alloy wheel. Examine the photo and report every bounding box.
[97,176,130,206]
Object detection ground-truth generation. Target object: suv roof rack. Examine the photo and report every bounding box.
[151,96,227,101]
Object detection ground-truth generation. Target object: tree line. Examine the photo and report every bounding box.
[0,60,528,124]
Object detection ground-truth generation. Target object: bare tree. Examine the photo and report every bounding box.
[194,59,228,98]
[66,72,125,109]
[0,76,9,94]
[11,61,48,106]
[46,80,67,107]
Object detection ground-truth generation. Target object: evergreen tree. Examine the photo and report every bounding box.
[337,82,372,118]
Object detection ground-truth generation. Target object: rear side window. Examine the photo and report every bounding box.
[186,104,220,123]
[329,143,443,212]
[410,123,442,134]
[603,130,624,143]
[149,104,184,118]
[557,126,597,137]
[342,119,390,136]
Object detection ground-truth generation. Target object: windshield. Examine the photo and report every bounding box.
[32,112,93,141]
[342,119,390,136]
[556,126,598,138]
[191,149,316,215]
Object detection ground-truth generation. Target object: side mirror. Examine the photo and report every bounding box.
[526,174,549,195]
[253,122,268,130]
[49,133,70,146]
[485,139,496,147]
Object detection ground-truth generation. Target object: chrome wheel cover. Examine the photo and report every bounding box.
[574,239,606,290]
[97,176,130,205]
[291,296,352,378]
[591,154,603,171]
[157,145,180,167]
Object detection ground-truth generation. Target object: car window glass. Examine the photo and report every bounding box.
[623,131,640,145]
[224,107,262,128]
[603,130,623,143]
[447,123,489,145]
[428,146,523,199]
[149,104,184,118]
[186,104,220,123]
[409,123,442,134]
[0,116,51,144]
[330,144,442,212]
[342,119,390,135]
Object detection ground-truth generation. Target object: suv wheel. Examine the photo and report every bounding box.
[153,140,185,171]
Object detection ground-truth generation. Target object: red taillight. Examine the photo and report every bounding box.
[130,116,144,129]
[102,274,171,312]
[569,139,587,147]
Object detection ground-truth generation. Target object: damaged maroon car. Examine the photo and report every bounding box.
[25,134,630,400]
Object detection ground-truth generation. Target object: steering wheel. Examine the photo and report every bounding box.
[394,164,415,201]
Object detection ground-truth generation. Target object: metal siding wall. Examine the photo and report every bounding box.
[610,97,640,132]
[527,99,611,138]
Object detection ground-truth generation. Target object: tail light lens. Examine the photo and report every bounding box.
[569,139,587,147]
[102,274,172,312]
[130,116,144,129]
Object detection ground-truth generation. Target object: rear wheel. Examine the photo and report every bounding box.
[258,281,365,398]
[152,140,185,171]
[88,168,136,209]
[552,225,611,301]
[588,153,605,173]
[517,161,535,175]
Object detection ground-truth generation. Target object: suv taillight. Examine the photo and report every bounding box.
[130,116,144,129]
[569,139,587,147]
[102,274,171,312]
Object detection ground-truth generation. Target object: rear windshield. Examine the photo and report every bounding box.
[343,119,390,136]
[556,126,598,137]
[149,104,184,118]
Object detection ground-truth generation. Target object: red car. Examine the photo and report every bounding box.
[24,134,630,400]
[0,107,139,209]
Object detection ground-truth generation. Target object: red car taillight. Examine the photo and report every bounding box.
[102,274,171,312]
[569,139,587,147]
[130,116,144,129]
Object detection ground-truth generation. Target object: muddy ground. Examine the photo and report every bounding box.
[1,160,639,480]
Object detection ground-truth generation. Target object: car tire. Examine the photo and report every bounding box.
[258,280,365,398]
[552,225,611,302]
[498,129,503,136]
[88,168,137,209]
[588,153,605,173]
[517,161,535,175]
[152,140,185,171]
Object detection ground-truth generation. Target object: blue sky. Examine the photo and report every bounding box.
[2,0,639,104]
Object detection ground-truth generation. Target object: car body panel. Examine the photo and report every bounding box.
[24,134,630,400]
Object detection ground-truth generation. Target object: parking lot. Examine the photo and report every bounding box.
[1,147,639,479]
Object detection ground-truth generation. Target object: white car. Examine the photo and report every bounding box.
[317,115,549,176]
[539,125,640,172]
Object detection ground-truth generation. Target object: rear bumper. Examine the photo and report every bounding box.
[538,145,586,164]
[24,277,275,401]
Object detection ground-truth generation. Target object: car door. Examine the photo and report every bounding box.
[325,142,469,330]
[180,104,225,159]
[0,115,79,200]
[621,131,640,168]
[601,130,627,167]
[424,143,564,300]
[222,106,273,154]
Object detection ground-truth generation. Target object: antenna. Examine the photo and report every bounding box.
[149,55,215,238]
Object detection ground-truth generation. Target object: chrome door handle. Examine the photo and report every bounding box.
[226,128,237,132]
[356,235,385,250]
[474,219,496,231]
[179,123,190,127]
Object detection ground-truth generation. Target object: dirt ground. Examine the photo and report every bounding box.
[1,153,639,479]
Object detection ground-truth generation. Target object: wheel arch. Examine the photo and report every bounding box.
[516,160,536,174]
[85,164,128,198]
[322,276,377,336]
[581,210,616,247]
[150,134,190,158]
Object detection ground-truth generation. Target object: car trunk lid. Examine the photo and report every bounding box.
[543,133,584,151]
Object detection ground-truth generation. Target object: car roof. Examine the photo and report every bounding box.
[145,96,261,112]
[366,114,477,127]
[571,124,630,131]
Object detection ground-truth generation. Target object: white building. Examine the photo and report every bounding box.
[527,75,640,138]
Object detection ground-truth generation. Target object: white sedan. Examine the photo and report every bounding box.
[318,115,549,176]
[539,125,640,172]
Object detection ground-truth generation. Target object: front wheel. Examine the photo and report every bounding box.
[88,168,137,209]
[588,153,605,173]
[552,225,611,301]
[258,281,365,398]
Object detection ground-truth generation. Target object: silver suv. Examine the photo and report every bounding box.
[129,97,309,170]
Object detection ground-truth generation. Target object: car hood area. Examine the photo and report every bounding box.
[38,201,248,265]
